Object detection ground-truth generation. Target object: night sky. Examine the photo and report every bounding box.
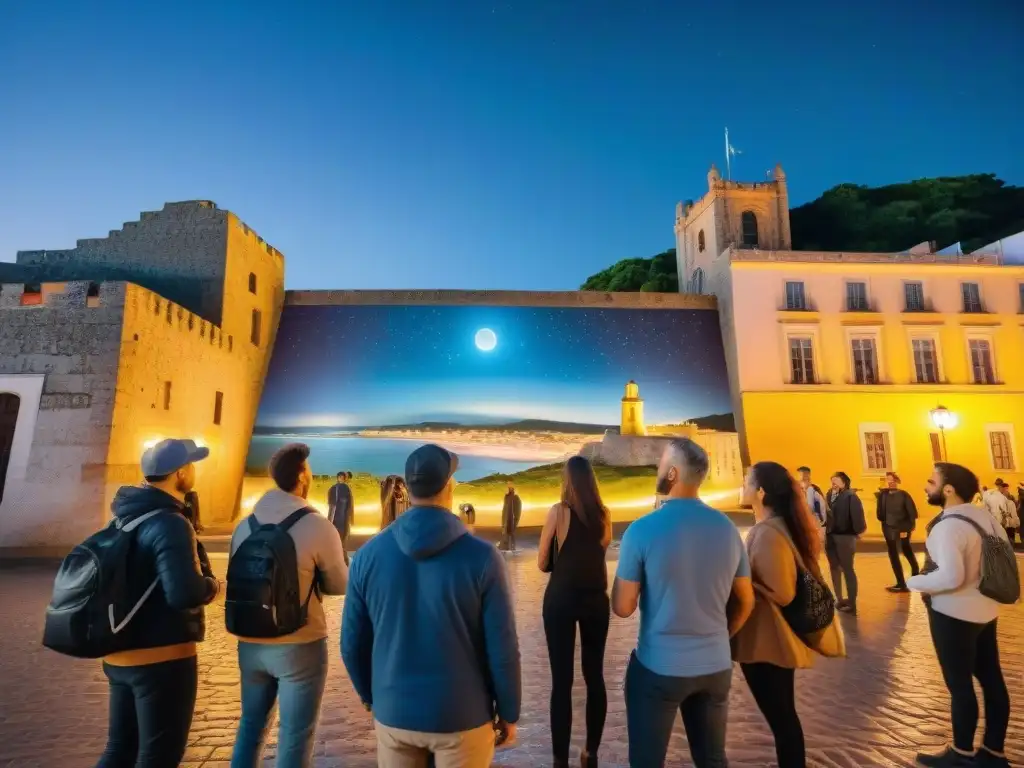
[2,2,1021,290]
[256,305,733,429]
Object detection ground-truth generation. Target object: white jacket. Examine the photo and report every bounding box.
[982,489,1019,528]
[907,502,1009,624]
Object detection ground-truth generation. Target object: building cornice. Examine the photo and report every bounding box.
[726,246,1012,268]
[285,289,718,310]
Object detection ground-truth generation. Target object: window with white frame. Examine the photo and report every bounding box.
[788,337,815,383]
[968,337,996,384]
[851,337,878,383]
[911,337,939,383]
[904,281,925,312]
[859,423,895,473]
[985,425,1016,471]
[846,281,869,311]
[961,282,983,313]
[785,281,807,311]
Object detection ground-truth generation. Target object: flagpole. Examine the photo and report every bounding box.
[724,127,731,180]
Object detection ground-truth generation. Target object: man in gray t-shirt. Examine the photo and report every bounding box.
[612,438,754,767]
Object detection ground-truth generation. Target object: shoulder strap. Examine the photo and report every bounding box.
[280,507,314,532]
[247,514,261,534]
[765,521,808,572]
[118,509,165,533]
[943,513,993,539]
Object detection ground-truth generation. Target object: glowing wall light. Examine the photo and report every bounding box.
[929,405,957,461]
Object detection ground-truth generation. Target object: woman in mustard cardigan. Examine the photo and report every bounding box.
[733,461,846,768]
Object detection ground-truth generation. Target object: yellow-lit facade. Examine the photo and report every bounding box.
[677,167,1024,533]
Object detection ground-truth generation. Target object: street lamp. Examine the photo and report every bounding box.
[930,405,958,461]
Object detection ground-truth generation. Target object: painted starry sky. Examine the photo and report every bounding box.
[255,304,733,430]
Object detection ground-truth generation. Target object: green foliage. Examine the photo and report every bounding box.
[583,174,1024,291]
[790,174,1024,254]
[581,249,678,292]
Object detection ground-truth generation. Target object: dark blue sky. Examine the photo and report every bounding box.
[2,1,1021,290]
[256,305,732,427]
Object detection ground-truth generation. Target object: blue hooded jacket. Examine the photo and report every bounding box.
[341,506,521,733]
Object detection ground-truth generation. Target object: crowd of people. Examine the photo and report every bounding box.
[41,436,1020,768]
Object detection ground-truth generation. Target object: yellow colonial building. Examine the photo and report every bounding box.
[677,166,1024,533]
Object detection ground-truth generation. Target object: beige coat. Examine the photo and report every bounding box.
[732,517,845,668]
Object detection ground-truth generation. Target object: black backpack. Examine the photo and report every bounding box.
[42,509,165,658]
[225,509,317,638]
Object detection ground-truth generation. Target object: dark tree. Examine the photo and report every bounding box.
[583,174,1024,292]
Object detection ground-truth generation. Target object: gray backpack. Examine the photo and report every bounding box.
[942,514,1020,605]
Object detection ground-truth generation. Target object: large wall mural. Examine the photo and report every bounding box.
[244,302,740,529]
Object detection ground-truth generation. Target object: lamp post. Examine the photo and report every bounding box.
[930,405,958,461]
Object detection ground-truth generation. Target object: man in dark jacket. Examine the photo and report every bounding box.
[501,483,522,552]
[328,470,354,563]
[342,444,521,767]
[875,471,920,593]
[825,471,867,615]
[96,439,220,768]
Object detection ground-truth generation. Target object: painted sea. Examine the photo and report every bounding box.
[245,435,542,480]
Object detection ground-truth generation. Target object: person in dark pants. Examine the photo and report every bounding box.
[825,472,866,615]
[612,439,754,768]
[908,463,1011,768]
[733,462,846,768]
[875,471,919,593]
[98,439,220,768]
[538,456,612,768]
[327,470,353,564]
[501,483,522,552]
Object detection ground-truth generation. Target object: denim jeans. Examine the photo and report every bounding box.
[624,652,731,768]
[97,656,198,768]
[231,638,329,768]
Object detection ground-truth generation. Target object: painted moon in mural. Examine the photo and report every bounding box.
[475,328,497,352]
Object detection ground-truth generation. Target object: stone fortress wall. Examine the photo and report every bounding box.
[0,202,284,549]
[0,281,127,548]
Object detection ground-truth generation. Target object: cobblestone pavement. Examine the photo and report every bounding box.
[2,550,1022,768]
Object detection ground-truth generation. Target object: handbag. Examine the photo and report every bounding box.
[776,530,835,637]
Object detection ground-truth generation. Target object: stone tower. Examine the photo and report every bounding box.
[674,163,792,294]
[620,380,646,436]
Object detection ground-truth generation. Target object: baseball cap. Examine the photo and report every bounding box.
[141,439,210,478]
[405,444,460,498]
[995,478,1008,488]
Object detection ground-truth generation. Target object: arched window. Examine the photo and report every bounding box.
[0,393,21,505]
[691,268,705,295]
[741,211,759,247]
[248,272,257,294]
[698,229,706,253]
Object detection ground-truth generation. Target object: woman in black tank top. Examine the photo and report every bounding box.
[538,456,612,768]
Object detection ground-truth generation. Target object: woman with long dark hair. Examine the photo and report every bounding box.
[732,461,845,768]
[538,456,612,768]
[380,475,410,530]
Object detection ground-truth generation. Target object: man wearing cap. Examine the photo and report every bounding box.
[95,439,220,768]
[342,444,522,768]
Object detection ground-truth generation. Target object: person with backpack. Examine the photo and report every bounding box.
[908,463,1014,768]
[342,444,521,768]
[226,443,348,768]
[44,439,220,767]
